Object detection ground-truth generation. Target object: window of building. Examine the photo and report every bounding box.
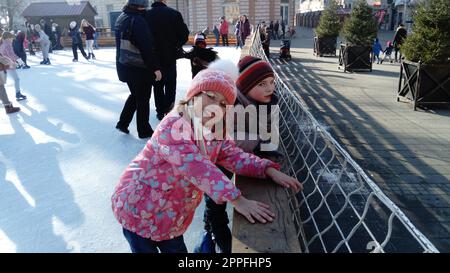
[222,0,240,25]
[95,18,103,28]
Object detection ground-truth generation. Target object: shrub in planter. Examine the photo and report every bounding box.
[339,0,378,72]
[314,0,340,56]
[398,0,450,110]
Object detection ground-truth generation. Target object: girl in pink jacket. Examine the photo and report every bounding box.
[111,60,301,253]
[0,32,27,101]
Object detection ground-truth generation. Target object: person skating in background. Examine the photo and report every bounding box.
[53,22,63,50]
[111,59,302,253]
[40,18,54,53]
[26,22,36,56]
[234,19,242,49]
[13,31,30,69]
[219,16,229,46]
[68,21,89,62]
[212,24,220,47]
[372,38,383,64]
[81,19,96,60]
[393,23,407,63]
[34,24,51,65]
[115,0,162,139]
[93,28,100,49]
[182,32,219,78]
[380,40,394,64]
[0,32,27,101]
[0,53,21,114]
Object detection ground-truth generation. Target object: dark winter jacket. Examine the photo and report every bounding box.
[182,46,218,78]
[384,44,394,55]
[274,22,279,32]
[213,25,220,36]
[83,25,96,40]
[393,27,407,47]
[115,7,160,83]
[69,28,83,44]
[146,1,189,67]
[13,32,26,57]
[261,31,270,47]
[43,22,53,38]
[239,19,251,41]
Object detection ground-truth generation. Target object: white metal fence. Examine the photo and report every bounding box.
[247,28,439,253]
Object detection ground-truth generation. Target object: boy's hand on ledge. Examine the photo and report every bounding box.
[265,167,303,193]
[231,196,275,224]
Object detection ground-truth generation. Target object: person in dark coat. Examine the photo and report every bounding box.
[115,0,162,139]
[182,33,218,78]
[146,0,189,120]
[212,24,220,47]
[25,20,35,56]
[261,26,271,58]
[393,23,407,62]
[281,20,286,39]
[13,31,30,69]
[273,20,279,40]
[68,21,89,62]
[240,15,251,46]
[53,23,63,50]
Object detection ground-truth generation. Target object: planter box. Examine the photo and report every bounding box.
[314,36,337,57]
[397,60,450,110]
[338,44,372,72]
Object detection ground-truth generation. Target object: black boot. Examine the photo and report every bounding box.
[91,53,96,60]
[5,104,20,114]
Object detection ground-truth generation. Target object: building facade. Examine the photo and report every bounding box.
[165,0,297,34]
[14,0,297,32]
[297,0,415,31]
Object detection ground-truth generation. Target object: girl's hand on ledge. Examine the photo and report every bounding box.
[265,167,303,193]
[231,196,275,224]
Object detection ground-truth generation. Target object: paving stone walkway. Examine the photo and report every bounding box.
[269,27,450,252]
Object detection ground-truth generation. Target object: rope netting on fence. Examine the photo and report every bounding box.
[246,29,439,253]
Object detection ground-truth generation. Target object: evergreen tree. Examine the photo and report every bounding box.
[342,0,378,45]
[402,0,450,64]
[316,0,341,38]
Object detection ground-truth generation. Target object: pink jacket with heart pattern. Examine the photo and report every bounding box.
[111,111,279,241]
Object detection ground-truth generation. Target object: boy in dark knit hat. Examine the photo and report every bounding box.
[196,55,283,253]
[182,32,219,78]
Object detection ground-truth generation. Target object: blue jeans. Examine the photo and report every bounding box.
[123,228,188,253]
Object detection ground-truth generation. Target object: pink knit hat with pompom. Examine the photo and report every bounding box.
[185,59,239,104]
